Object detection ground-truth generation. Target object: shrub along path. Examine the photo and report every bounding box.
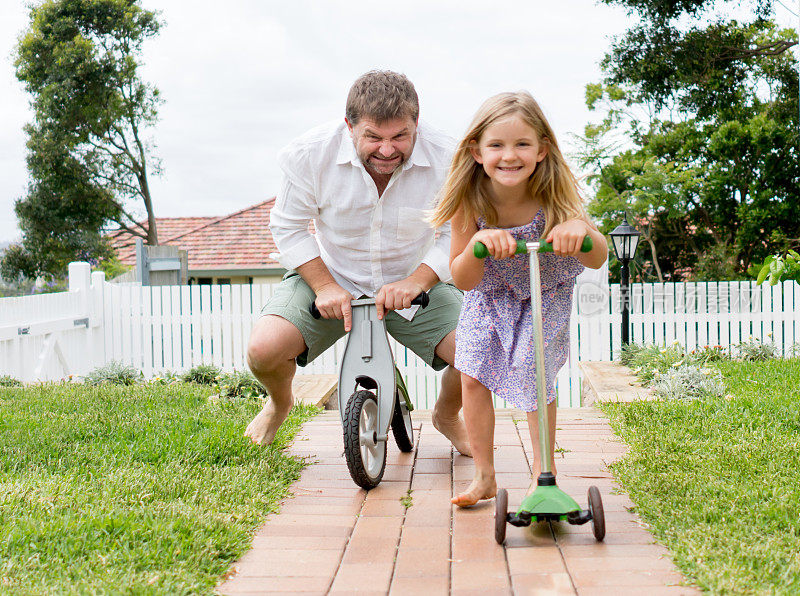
[218,406,699,595]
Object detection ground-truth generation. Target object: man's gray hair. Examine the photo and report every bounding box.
[345,70,419,125]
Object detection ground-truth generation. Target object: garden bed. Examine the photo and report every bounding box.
[602,355,800,593]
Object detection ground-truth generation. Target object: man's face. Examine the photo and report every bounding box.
[346,116,418,176]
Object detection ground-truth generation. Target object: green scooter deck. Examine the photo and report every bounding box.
[519,484,581,521]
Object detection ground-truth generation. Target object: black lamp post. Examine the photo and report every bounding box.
[610,214,641,346]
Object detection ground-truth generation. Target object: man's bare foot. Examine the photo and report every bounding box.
[432,410,473,457]
[244,399,293,445]
[451,473,498,507]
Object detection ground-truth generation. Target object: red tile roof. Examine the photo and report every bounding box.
[108,199,282,271]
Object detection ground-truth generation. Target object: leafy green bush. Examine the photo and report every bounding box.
[0,375,22,387]
[626,343,686,384]
[622,342,731,402]
[619,342,646,366]
[83,361,142,386]
[690,243,746,282]
[146,371,181,385]
[650,365,726,401]
[688,344,731,365]
[181,364,221,385]
[215,370,267,400]
[735,338,779,361]
[754,250,800,286]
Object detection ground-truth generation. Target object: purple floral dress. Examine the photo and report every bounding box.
[455,211,584,411]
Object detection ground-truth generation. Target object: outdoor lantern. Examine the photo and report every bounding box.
[609,214,641,262]
[610,214,640,346]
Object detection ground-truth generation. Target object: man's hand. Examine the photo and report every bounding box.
[314,282,354,332]
[375,278,426,320]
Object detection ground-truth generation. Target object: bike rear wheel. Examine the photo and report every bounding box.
[390,389,414,452]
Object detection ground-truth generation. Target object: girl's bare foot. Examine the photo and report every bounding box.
[451,473,497,507]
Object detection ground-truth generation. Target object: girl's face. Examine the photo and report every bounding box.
[470,114,547,195]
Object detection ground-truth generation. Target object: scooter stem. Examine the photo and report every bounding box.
[526,241,552,478]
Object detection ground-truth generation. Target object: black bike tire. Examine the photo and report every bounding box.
[343,390,386,489]
[390,390,414,452]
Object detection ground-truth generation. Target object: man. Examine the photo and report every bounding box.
[245,70,470,456]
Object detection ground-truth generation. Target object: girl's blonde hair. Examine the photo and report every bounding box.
[431,91,584,236]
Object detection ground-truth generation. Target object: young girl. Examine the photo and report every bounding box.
[431,91,608,507]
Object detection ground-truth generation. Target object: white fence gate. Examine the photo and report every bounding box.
[0,263,105,383]
[2,261,799,409]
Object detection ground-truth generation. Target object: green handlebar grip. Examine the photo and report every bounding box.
[473,235,592,258]
[539,235,593,254]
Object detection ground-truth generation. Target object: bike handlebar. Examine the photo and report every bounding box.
[309,292,429,319]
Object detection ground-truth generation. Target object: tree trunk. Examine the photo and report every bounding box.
[142,173,158,246]
[646,235,664,282]
[137,158,158,245]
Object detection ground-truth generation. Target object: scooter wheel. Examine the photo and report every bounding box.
[588,486,605,541]
[390,390,414,453]
[343,390,386,489]
[495,488,508,545]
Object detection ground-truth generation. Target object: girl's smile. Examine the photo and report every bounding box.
[470,115,548,198]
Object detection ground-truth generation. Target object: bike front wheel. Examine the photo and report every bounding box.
[343,390,386,489]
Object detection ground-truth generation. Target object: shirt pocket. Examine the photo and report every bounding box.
[395,207,432,242]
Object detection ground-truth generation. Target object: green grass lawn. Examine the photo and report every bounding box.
[603,358,800,595]
[0,382,317,594]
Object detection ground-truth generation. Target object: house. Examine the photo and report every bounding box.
[108,199,287,285]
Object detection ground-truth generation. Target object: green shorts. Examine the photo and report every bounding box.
[260,272,463,370]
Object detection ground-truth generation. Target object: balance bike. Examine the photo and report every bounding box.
[474,236,606,543]
[310,294,428,489]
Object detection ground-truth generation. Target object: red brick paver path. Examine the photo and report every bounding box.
[217,409,699,595]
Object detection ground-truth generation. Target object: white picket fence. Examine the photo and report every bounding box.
[2,261,799,408]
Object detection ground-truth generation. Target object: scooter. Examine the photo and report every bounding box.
[310,294,428,489]
[473,236,606,543]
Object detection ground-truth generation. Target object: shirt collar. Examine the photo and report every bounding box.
[335,122,432,169]
[336,127,357,165]
[405,127,431,169]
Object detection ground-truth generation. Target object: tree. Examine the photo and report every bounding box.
[2,0,162,281]
[577,2,799,282]
[598,0,795,118]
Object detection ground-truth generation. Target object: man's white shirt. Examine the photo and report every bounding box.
[270,120,455,320]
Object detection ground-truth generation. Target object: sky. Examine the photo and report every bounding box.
[0,0,797,245]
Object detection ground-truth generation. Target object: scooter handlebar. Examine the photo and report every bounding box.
[309,292,429,319]
[473,235,593,259]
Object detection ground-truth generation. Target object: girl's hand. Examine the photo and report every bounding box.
[470,229,517,260]
[546,219,593,257]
